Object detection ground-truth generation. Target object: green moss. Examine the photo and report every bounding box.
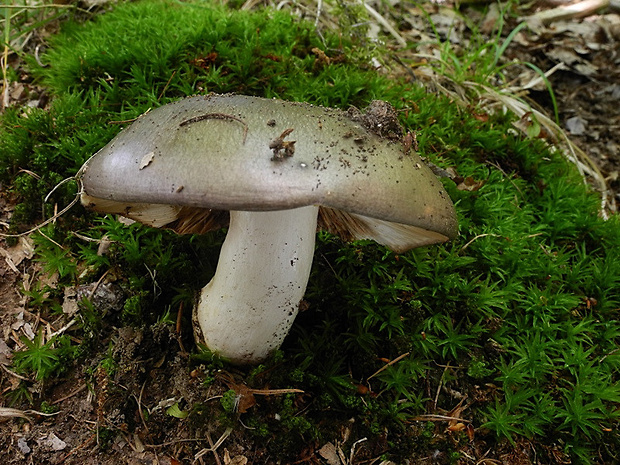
[220,389,238,414]
[467,355,496,380]
[0,92,116,229]
[2,0,620,462]
[33,0,386,108]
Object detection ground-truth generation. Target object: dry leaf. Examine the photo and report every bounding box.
[0,407,32,422]
[224,449,248,465]
[62,287,79,316]
[0,236,34,273]
[318,442,343,465]
[455,176,485,192]
[219,373,303,414]
[447,422,467,432]
[0,338,11,365]
[466,423,476,441]
[37,433,67,451]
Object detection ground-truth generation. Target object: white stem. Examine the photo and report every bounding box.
[196,206,319,364]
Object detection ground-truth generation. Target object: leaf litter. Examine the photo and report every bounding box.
[0,0,619,463]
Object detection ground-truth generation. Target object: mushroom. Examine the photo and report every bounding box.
[79,94,457,364]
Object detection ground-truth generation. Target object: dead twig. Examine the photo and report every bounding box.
[526,0,610,26]
[0,193,81,238]
[52,383,87,405]
[459,233,502,254]
[57,433,96,464]
[0,407,61,422]
[194,427,233,463]
[0,362,31,381]
[367,352,410,381]
[411,414,472,423]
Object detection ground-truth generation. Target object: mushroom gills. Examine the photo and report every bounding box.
[81,195,450,252]
[318,207,452,253]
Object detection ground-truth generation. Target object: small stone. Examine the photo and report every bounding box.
[565,116,587,135]
[17,437,30,454]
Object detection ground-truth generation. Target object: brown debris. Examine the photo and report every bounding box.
[347,100,404,142]
[269,127,296,160]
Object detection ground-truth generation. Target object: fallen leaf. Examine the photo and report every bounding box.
[38,433,67,451]
[224,449,248,465]
[466,423,475,441]
[0,338,11,365]
[17,437,31,454]
[219,373,303,414]
[0,236,34,273]
[62,287,79,316]
[23,323,36,341]
[0,408,32,422]
[447,422,467,432]
[318,442,343,465]
[455,176,485,192]
[12,312,26,331]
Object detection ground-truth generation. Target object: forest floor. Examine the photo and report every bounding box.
[0,1,619,464]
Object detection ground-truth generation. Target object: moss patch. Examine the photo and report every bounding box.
[1,1,619,463]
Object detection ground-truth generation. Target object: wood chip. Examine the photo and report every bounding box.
[139,151,155,170]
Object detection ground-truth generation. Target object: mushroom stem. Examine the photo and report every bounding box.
[195,206,320,364]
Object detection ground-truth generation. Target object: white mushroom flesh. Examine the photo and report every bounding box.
[196,206,319,364]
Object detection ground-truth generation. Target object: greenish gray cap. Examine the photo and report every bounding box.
[80,94,458,252]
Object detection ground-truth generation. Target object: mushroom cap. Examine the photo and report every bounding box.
[80,94,457,251]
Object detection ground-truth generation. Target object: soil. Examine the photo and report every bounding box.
[0,2,618,464]
[508,11,620,213]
